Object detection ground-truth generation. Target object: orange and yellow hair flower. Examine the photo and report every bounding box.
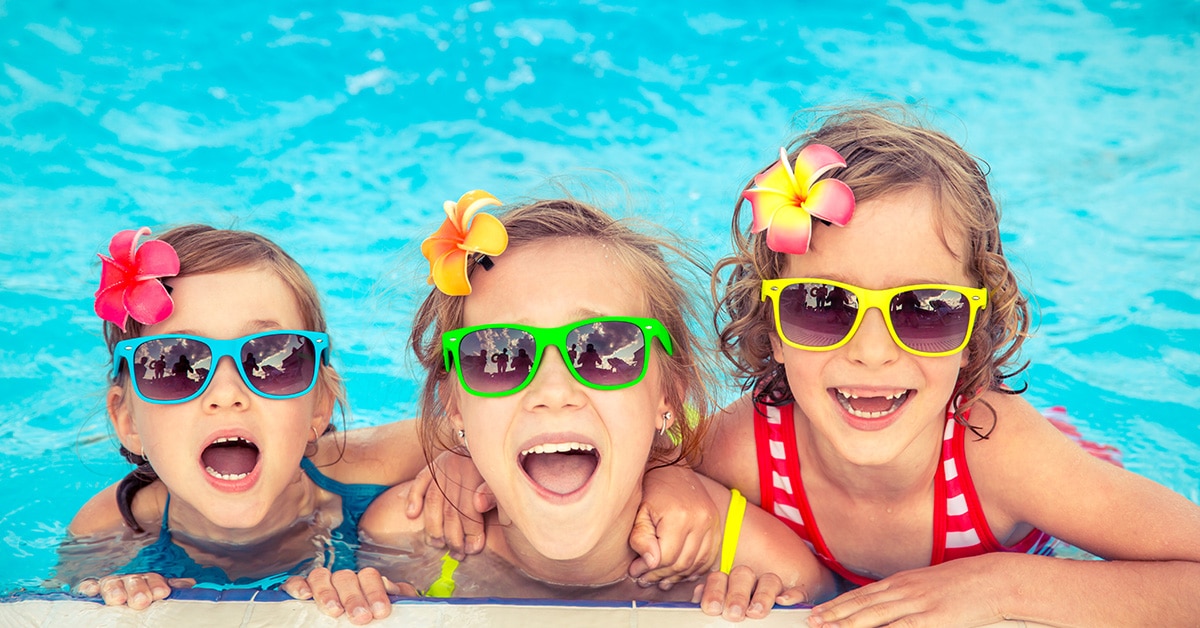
[742,145,855,255]
[420,190,508,296]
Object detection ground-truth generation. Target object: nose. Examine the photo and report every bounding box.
[200,356,252,410]
[521,346,587,411]
[843,307,902,366]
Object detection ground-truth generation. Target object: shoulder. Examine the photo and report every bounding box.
[360,481,424,545]
[68,481,165,538]
[310,420,425,486]
[697,395,765,504]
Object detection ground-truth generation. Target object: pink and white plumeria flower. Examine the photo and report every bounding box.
[743,145,856,255]
[94,227,180,331]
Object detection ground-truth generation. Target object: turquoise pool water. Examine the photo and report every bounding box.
[1,0,1197,592]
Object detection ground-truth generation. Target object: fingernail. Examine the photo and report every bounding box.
[749,602,763,614]
[351,606,371,620]
[132,592,148,606]
[372,601,388,615]
[325,600,342,611]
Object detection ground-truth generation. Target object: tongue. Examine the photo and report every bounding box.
[848,395,897,414]
[523,452,598,495]
[201,442,259,476]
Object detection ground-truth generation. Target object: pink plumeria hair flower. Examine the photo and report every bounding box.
[94,227,180,331]
[420,190,508,296]
[742,145,856,255]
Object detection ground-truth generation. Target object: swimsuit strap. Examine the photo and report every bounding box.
[720,488,747,574]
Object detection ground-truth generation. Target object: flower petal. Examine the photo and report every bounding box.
[804,179,856,227]
[459,212,508,256]
[124,279,175,326]
[421,219,463,261]
[792,144,848,191]
[94,284,131,331]
[131,239,180,278]
[107,228,148,265]
[751,158,798,195]
[457,190,502,227]
[430,249,471,296]
[743,187,797,234]
[97,254,131,290]
[763,206,815,255]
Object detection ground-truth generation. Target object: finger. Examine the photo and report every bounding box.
[473,482,497,513]
[98,577,128,607]
[746,573,783,619]
[120,574,155,610]
[720,565,757,622]
[461,492,487,555]
[382,576,419,597]
[441,495,468,560]
[422,487,448,549]
[406,466,434,518]
[75,578,100,597]
[166,577,196,589]
[330,569,374,625]
[282,575,312,600]
[306,568,345,618]
[699,571,729,616]
[356,568,394,620]
[776,584,811,608]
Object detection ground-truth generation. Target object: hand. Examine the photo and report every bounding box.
[283,567,416,625]
[806,554,1014,628]
[75,573,194,609]
[403,452,495,560]
[628,465,719,587]
[693,565,797,622]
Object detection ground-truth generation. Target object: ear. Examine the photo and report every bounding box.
[108,384,143,456]
[310,383,336,437]
[769,330,785,364]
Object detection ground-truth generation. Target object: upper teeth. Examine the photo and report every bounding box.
[838,390,906,400]
[521,442,595,456]
[212,436,249,445]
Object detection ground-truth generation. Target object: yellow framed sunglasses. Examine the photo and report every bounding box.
[761,278,987,357]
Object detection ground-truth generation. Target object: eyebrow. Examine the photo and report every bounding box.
[162,320,287,337]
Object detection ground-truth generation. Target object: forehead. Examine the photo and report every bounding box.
[149,267,305,336]
[787,186,971,287]
[463,238,648,327]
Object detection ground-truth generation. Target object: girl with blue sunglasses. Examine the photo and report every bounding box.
[57,225,436,607]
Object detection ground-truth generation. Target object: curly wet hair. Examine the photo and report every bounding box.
[712,106,1030,435]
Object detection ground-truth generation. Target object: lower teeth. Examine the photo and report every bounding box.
[206,466,249,481]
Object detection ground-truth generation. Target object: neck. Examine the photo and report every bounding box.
[487,499,640,588]
[796,410,944,502]
[166,470,322,549]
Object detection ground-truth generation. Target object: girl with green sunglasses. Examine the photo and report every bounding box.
[703,106,1200,626]
[293,197,834,622]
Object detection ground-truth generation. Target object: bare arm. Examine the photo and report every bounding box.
[696,395,764,505]
[811,392,1200,627]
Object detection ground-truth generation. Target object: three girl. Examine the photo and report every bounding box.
[701,108,1200,626]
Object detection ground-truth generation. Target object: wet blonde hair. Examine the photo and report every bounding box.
[714,106,1029,434]
[410,198,716,468]
[103,224,345,530]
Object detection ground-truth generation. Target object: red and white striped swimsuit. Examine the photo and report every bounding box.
[754,400,1056,586]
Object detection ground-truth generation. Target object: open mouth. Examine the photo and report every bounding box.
[835,389,911,419]
[200,436,261,481]
[519,442,600,496]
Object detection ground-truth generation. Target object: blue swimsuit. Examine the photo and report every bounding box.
[116,457,387,589]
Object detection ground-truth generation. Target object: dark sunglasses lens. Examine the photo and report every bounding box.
[130,338,212,401]
[241,333,319,397]
[889,289,973,353]
[777,283,859,347]
[565,320,647,387]
[457,328,537,393]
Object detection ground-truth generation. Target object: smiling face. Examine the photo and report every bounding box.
[449,238,670,561]
[772,186,971,467]
[109,267,330,530]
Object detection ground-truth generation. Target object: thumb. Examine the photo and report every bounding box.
[628,504,661,571]
[472,482,498,513]
[405,467,434,518]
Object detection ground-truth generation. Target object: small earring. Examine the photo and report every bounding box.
[457,429,468,450]
[309,426,320,443]
[659,412,672,436]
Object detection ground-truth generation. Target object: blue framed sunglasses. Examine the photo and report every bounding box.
[112,330,330,404]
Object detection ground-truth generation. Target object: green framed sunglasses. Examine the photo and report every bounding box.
[441,316,673,397]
